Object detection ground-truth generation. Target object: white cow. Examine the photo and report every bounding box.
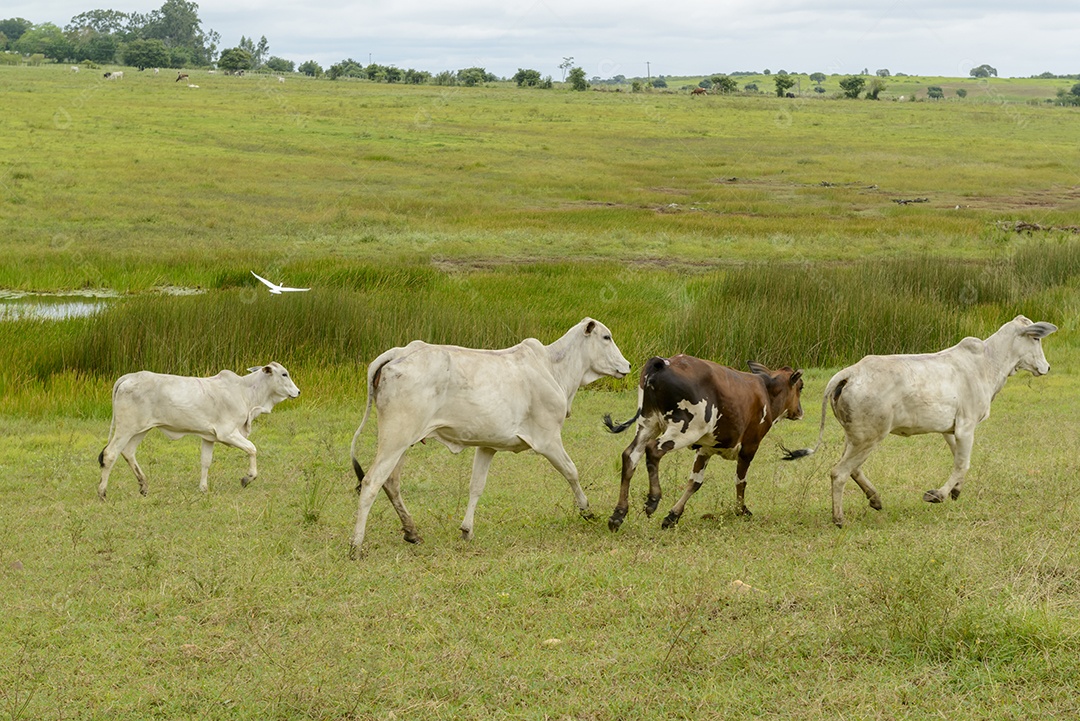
[784,316,1057,526]
[98,363,300,498]
[349,318,631,557]
[108,71,124,80]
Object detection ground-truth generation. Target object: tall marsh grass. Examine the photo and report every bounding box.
[3,243,1077,415]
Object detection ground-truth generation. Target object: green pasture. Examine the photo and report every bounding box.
[2,63,1080,718]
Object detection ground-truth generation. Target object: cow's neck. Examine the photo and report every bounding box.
[545,329,594,412]
[980,327,1020,399]
[761,377,789,423]
[242,373,278,415]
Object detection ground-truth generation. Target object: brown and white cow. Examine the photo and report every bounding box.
[783,315,1057,527]
[605,355,804,531]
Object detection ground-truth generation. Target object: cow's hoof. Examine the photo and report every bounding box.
[97,492,106,501]
[348,544,363,560]
[869,496,883,511]
[608,508,626,532]
[139,487,148,497]
[833,517,845,528]
[737,506,753,517]
[405,531,423,544]
[644,496,660,517]
[661,512,681,529]
[950,488,961,500]
[923,489,945,503]
[580,508,596,521]
[240,475,254,488]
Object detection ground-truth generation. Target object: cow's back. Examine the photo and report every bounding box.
[833,344,988,434]
[642,355,765,428]
[373,339,561,450]
[111,370,244,435]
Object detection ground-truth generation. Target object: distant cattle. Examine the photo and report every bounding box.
[605,356,804,531]
[98,363,300,498]
[105,71,123,80]
[783,316,1057,526]
[691,87,707,96]
[348,318,630,557]
[176,72,189,83]
[277,76,285,83]
[70,66,79,73]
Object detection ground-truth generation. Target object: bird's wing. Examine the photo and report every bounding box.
[251,271,279,290]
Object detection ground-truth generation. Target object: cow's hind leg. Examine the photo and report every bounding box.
[460,447,495,541]
[925,427,973,503]
[351,445,409,559]
[98,429,141,499]
[609,428,651,532]
[644,440,667,517]
[851,468,883,511]
[382,456,420,544]
[121,431,150,495]
[830,437,880,527]
[662,451,711,529]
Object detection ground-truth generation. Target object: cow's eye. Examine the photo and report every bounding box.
[603,334,612,341]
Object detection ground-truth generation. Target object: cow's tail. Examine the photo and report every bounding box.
[780,369,849,461]
[350,348,399,487]
[99,377,123,467]
[603,356,664,434]
[603,409,641,434]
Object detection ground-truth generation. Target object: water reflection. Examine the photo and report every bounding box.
[0,300,107,321]
[0,291,111,321]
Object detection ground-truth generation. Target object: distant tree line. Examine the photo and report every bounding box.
[1,1,219,67]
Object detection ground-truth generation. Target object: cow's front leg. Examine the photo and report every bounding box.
[199,439,215,493]
[460,447,495,541]
[925,427,973,503]
[217,431,258,488]
[733,449,757,516]
[662,451,711,529]
[535,441,592,520]
[610,429,648,532]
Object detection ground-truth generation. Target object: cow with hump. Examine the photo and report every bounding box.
[349,318,631,558]
[604,355,804,531]
[782,315,1057,527]
[98,363,300,498]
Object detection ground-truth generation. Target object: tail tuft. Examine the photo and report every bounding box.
[352,457,366,487]
[779,444,813,461]
[603,411,639,434]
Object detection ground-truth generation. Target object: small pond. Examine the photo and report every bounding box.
[0,290,113,321]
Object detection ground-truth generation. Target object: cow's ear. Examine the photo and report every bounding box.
[262,365,272,374]
[1022,322,1058,339]
[747,361,769,375]
[247,366,261,373]
[584,320,596,335]
[790,369,803,386]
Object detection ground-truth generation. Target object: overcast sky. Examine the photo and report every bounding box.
[11,0,1079,79]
